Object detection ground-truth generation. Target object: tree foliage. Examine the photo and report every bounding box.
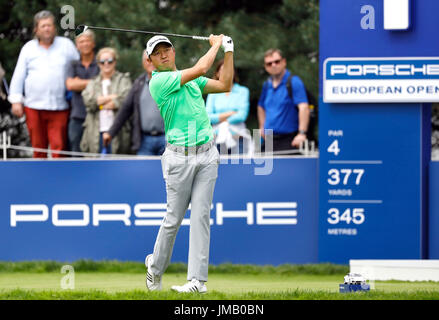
[0,0,319,129]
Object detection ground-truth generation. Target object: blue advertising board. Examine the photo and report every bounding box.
[0,158,318,265]
[318,0,439,263]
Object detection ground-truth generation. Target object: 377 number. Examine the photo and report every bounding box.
[327,208,365,225]
[327,169,364,185]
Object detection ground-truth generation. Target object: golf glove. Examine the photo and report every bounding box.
[222,36,234,53]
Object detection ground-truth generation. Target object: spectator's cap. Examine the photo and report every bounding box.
[146,36,173,57]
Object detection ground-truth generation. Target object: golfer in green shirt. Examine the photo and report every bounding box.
[144,34,234,293]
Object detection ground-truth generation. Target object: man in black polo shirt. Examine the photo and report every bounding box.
[102,50,165,156]
[66,29,99,153]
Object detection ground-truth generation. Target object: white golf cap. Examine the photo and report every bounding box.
[146,35,173,57]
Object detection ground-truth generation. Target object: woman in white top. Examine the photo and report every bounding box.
[81,47,132,154]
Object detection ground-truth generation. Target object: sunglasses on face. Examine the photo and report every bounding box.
[99,58,115,65]
[265,59,282,67]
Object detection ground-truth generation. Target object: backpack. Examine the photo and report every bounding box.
[285,74,318,143]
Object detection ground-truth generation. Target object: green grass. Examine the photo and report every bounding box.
[0,260,349,275]
[0,261,438,300]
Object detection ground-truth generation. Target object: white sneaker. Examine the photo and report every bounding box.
[171,278,207,293]
[145,254,162,291]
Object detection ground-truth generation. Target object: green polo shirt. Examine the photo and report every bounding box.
[149,70,213,147]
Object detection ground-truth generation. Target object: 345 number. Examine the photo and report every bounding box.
[327,208,365,225]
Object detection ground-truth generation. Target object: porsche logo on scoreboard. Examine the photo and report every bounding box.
[323,57,439,103]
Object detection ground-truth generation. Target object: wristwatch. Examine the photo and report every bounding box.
[299,130,307,135]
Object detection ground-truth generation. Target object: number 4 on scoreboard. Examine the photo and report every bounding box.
[327,140,340,156]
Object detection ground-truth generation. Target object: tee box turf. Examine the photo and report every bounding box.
[339,283,371,293]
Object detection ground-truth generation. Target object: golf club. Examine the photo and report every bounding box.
[75,25,210,41]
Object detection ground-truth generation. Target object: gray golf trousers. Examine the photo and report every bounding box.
[150,140,219,282]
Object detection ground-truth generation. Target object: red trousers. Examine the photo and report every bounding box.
[24,107,69,158]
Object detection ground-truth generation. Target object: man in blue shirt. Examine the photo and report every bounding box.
[257,49,309,154]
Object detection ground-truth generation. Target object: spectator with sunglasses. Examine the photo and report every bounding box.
[81,47,132,154]
[102,51,166,156]
[257,48,309,154]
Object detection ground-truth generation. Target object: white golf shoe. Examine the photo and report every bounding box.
[171,278,207,293]
[145,254,162,291]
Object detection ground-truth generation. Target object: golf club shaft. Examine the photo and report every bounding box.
[84,25,209,41]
